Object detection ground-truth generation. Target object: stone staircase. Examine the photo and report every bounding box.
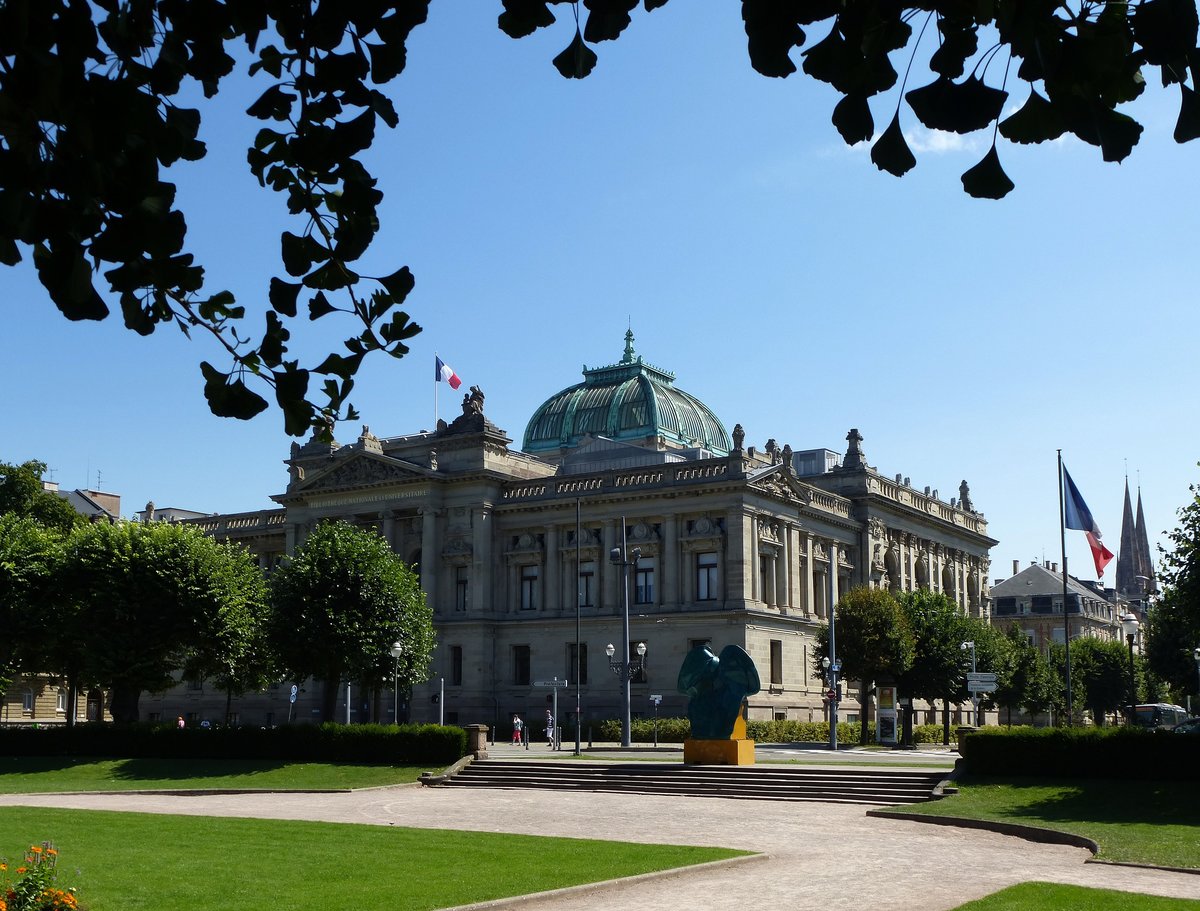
[438,759,949,806]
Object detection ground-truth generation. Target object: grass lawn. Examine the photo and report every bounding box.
[952,882,1200,910]
[885,777,1200,869]
[0,756,433,792]
[0,807,749,911]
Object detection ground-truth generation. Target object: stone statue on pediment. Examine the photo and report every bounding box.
[462,385,485,416]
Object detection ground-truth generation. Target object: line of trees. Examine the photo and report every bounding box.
[815,586,1156,742]
[0,460,434,725]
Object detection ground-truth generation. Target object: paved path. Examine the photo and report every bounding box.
[1,785,1196,910]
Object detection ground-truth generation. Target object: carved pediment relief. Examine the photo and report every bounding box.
[750,469,812,506]
[441,537,473,563]
[300,454,427,494]
[507,532,543,555]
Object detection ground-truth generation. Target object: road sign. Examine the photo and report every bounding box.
[533,678,569,688]
[967,672,997,693]
[289,684,298,704]
[649,695,662,705]
[825,688,837,701]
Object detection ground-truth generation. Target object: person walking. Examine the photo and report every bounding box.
[511,714,523,745]
[545,708,555,748]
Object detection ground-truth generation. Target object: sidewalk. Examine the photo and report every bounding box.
[1,784,1194,910]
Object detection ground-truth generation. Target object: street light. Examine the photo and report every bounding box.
[1194,647,1200,713]
[961,641,978,728]
[1120,613,1140,725]
[609,524,642,748]
[389,641,403,726]
[606,640,647,747]
[821,656,840,750]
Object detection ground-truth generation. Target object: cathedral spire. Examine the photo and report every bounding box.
[1116,477,1138,598]
[1134,487,1156,598]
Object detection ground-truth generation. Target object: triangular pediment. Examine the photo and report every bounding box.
[297,453,430,494]
[748,464,813,506]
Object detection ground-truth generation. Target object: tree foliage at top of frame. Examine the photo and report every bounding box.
[2,1,1195,434]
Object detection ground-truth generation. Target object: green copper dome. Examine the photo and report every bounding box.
[523,331,731,457]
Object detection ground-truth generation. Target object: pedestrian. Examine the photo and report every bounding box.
[545,708,554,747]
[176,715,185,729]
[511,714,523,745]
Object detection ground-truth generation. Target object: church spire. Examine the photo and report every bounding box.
[1134,487,1156,599]
[1116,477,1138,598]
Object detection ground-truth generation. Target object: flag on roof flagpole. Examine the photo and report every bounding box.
[434,354,462,429]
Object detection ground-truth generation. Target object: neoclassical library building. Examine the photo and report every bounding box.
[154,332,997,733]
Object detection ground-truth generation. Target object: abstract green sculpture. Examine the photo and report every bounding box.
[677,644,761,739]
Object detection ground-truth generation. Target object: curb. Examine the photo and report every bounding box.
[439,852,768,911]
[866,809,1100,854]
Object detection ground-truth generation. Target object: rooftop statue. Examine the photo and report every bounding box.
[677,644,761,740]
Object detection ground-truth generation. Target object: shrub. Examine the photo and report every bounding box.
[958,726,1200,780]
[1,841,79,911]
[0,722,466,766]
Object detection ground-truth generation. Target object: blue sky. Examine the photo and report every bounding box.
[4,6,1195,590]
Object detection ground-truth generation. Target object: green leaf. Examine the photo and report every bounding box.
[281,232,314,277]
[960,146,1015,200]
[260,312,290,368]
[1174,84,1200,142]
[272,364,313,437]
[870,112,916,177]
[304,260,359,291]
[998,88,1066,144]
[269,278,302,317]
[553,27,597,79]
[314,352,364,380]
[379,309,421,348]
[831,93,873,145]
[33,243,109,321]
[378,265,415,302]
[906,75,1008,135]
[1132,0,1199,71]
[743,0,803,78]
[245,84,296,121]
[308,291,336,320]
[583,0,638,44]
[498,0,556,39]
[200,361,270,420]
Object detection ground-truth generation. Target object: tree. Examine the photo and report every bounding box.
[1147,474,1200,703]
[991,625,1057,726]
[0,461,82,533]
[269,521,433,722]
[56,519,271,723]
[1072,636,1136,725]
[0,514,64,698]
[2,2,1195,434]
[816,586,914,745]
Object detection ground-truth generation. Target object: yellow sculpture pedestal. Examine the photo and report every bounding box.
[684,738,755,765]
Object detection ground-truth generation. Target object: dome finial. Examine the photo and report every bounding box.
[621,326,636,364]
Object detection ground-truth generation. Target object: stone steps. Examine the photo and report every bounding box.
[439,760,947,806]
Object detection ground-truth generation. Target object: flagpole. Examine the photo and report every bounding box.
[1058,449,1072,727]
[434,352,439,429]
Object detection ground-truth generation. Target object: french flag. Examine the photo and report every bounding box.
[1063,464,1115,577]
[435,355,462,390]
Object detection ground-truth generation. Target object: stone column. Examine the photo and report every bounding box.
[662,512,680,608]
[803,532,815,617]
[473,505,492,613]
[545,523,560,614]
[602,519,619,611]
[420,507,439,610]
[726,509,750,606]
[382,511,396,551]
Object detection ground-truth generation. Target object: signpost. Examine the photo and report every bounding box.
[966,673,998,693]
[649,694,662,746]
[534,678,569,750]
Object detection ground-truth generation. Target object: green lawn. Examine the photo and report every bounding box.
[952,882,1200,910]
[0,756,432,792]
[886,777,1200,869]
[0,807,749,911]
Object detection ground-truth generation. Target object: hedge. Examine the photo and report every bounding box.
[957,726,1200,780]
[0,722,467,766]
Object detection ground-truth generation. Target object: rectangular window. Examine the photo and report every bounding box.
[770,639,783,685]
[689,637,712,653]
[697,552,718,601]
[578,561,596,607]
[629,641,647,684]
[568,643,589,685]
[1031,595,1054,614]
[450,645,463,686]
[22,689,33,713]
[759,555,770,598]
[455,567,469,612]
[56,689,67,713]
[634,557,655,605]
[993,597,1017,616]
[513,645,531,685]
[520,566,539,611]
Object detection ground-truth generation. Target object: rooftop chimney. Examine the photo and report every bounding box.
[1013,559,1020,575]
